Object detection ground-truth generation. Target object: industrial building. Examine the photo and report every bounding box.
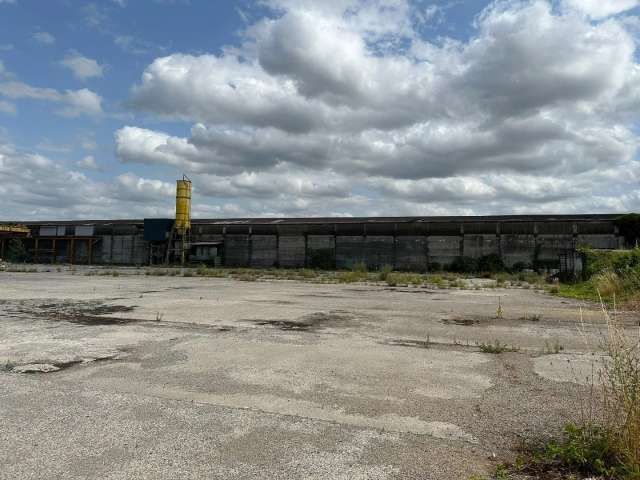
[0,214,626,271]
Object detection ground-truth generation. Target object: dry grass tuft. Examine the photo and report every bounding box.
[599,298,640,475]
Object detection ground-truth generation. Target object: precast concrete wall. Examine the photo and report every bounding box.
[250,235,278,267]
[19,215,626,270]
[278,236,305,268]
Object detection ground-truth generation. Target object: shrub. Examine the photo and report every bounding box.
[378,264,393,281]
[477,253,505,273]
[337,270,368,283]
[6,239,28,263]
[308,249,335,270]
[350,261,367,273]
[593,270,624,298]
[449,256,477,273]
[511,261,530,272]
[581,247,640,280]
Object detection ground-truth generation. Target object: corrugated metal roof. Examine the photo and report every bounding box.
[0,213,624,228]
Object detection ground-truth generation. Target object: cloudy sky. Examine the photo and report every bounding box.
[0,0,639,220]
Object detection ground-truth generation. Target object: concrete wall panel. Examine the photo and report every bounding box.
[536,235,574,263]
[577,234,619,250]
[251,235,277,267]
[225,235,250,267]
[132,234,147,265]
[501,234,535,267]
[336,236,364,269]
[364,236,395,270]
[395,236,427,271]
[428,236,461,267]
[307,235,335,269]
[463,234,499,258]
[279,236,305,268]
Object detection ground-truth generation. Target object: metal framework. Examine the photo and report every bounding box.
[0,236,99,264]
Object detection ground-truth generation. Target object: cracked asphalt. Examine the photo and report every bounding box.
[1,268,635,479]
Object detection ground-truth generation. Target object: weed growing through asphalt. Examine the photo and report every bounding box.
[494,296,640,479]
[477,339,519,354]
[496,296,504,319]
[543,338,564,354]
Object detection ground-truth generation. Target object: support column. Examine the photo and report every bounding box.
[88,239,94,265]
[221,227,227,267]
[424,228,430,271]
[459,224,465,258]
[496,223,503,264]
[392,223,398,270]
[333,224,337,270]
[248,227,253,268]
[275,226,280,268]
[362,224,367,266]
[533,223,539,267]
[34,238,39,264]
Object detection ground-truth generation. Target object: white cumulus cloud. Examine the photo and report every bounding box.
[60,53,104,80]
[114,0,640,216]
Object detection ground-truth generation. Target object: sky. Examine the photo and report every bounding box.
[0,0,639,220]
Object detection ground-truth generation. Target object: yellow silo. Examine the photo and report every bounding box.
[175,175,192,235]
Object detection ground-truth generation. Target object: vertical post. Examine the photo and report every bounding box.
[423,222,430,272]
[459,224,465,259]
[88,239,93,265]
[34,238,39,264]
[275,226,280,269]
[497,222,503,264]
[221,226,227,267]
[53,238,58,264]
[392,223,397,270]
[303,230,308,268]
[0,238,4,259]
[70,238,75,264]
[333,224,337,270]
[247,226,253,268]
[130,235,136,265]
[110,234,114,265]
[362,223,367,267]
[533,222,539,268]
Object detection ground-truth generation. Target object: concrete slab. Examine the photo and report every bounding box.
[1,269,638,479]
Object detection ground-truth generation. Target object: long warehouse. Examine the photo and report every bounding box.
[0,214,627,270]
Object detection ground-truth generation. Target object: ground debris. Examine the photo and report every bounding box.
[11,363,60,373]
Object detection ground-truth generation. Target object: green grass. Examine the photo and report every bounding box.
[552,270,640,306]
[503,423,639,479]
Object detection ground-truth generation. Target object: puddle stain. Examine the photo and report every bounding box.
[1,300,139,326]
[247,311,355,332]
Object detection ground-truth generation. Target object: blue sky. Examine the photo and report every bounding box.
[0,0,639,220]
